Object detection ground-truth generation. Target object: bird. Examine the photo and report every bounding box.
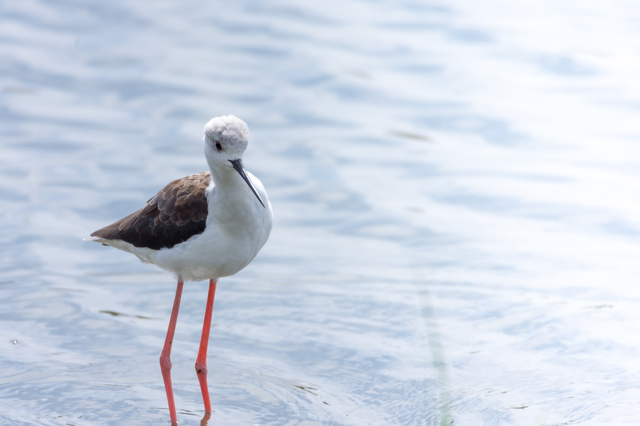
[88,115,273,425]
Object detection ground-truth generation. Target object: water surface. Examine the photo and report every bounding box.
[2,0,640,425]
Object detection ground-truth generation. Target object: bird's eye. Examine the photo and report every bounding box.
[215,141,222,151]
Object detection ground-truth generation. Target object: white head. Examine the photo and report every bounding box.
[203,115,265,207]
[204,115,250,161]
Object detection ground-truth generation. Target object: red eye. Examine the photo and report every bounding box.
[215,141,222,151]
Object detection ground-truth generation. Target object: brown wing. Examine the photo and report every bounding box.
[91,172,211,250]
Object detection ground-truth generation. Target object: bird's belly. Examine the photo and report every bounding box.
[153,225,266,282]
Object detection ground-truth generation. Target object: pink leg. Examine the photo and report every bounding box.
[160,281,184,426]
[195,279,217,413]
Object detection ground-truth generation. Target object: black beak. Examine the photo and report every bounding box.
[229,159,265,208]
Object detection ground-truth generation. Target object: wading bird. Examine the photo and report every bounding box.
[88,115,273,425]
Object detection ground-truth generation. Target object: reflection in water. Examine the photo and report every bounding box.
[1,0,640,425]
[413,268,452,426]
[387,130,433,142]
[99,310,159,320]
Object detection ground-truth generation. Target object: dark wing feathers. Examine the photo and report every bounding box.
[92,172,211,250]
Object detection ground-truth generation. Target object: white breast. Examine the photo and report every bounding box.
[153,172,273,282]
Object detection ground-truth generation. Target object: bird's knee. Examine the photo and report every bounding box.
[195,362,208,375]
[160,355,172,371]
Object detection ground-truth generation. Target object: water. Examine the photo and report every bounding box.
[2,0,640,425]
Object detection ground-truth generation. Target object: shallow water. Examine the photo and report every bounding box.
[2,0,640,425]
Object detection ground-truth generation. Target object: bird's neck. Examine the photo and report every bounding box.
[206,162,260,230]
[207,160,249,197]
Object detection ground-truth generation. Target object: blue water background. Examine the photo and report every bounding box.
[2,1,640,425]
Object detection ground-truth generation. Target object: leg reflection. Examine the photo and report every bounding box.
[200,411,212,426]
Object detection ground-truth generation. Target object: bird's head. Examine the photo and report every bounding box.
[203,115,265,207]
[204,115,250,161]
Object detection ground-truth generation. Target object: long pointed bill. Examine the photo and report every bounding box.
[229,159,265,208]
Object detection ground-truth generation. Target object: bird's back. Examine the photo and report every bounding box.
[91,172,211,250]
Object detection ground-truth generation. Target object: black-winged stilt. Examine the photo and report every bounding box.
[88,115,273,425]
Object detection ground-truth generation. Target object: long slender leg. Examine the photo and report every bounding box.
[195,279,217,413]
[160,281,184,426]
